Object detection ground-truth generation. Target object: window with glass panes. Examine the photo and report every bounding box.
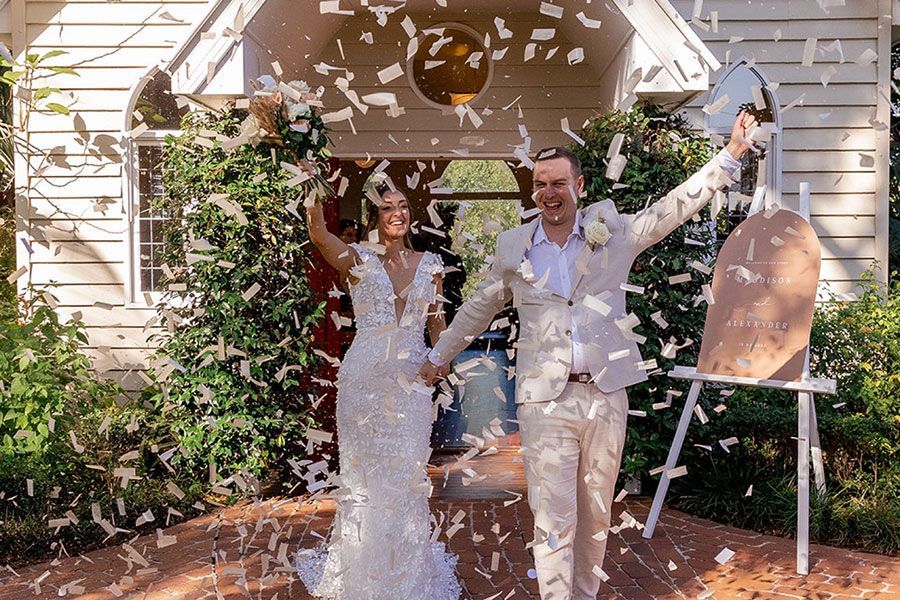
[705,60,781,247]
[128,70,186,297]
[137,145,167,292]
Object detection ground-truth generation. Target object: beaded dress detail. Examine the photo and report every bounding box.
[295,243,460,600]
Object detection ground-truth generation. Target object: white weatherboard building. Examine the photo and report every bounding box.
[1,0,897,391]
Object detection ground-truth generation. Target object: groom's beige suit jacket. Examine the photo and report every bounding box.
[430,154,736,404]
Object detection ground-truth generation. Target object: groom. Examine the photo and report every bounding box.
[420,112,755,599]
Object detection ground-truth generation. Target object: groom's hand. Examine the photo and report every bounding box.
[725,111,758,161]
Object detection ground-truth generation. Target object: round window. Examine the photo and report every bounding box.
[410,25,490,107]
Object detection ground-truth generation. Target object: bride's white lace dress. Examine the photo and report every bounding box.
[295,243,461,600]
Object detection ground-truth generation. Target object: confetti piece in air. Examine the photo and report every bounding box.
[561,117,585,146]
[567,47,585,66]
[6,266,27,284]
[524,43,536,62]
[321,106,354,124]
[494,17,513,39]
[801,37,817,67]
[855,48,877,66]
[666,465,688,479]
[576,11,601,28]
[319,1,354,15]
[539,2,564,18]
[781,93,806,114]
[377,63,404,84]
[703,94,730,115]
[821,65,838,87]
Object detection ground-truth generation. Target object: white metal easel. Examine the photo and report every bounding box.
[641,365,836,574]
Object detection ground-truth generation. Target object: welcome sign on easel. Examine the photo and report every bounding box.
[642,207,837,576]
[697,207,821,381]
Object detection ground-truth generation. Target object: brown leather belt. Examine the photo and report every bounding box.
[567,372,593,383]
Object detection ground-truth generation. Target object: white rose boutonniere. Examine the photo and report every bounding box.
[585,216,612,250]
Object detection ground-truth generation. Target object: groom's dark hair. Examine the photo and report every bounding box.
[534,146,582,178]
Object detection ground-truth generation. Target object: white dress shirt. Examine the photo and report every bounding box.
[428,149,742,368]
[527,208,591,373]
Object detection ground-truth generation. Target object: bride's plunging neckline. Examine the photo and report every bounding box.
[374,251,427,326]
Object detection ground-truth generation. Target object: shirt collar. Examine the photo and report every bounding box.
[533,209,584,247]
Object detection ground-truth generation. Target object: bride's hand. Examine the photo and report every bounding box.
[437,363,451,381]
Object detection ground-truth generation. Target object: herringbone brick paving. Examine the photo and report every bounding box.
[1,449,897,599]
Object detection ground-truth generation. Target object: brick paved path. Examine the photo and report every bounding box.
[1,449,897,599]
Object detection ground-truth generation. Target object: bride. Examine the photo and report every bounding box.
[295,185,461,600]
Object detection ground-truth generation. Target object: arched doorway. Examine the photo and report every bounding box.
[332,157,532,448]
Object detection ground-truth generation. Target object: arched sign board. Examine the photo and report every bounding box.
[696,208,821,382]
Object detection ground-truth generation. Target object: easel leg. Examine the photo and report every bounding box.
[809,397,826,494]
[797,391,811,575]
[643,381,703,539]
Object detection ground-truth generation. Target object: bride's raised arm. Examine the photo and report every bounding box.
[305,201,360,282]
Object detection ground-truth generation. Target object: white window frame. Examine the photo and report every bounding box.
[122,67,185,309]
[704,58,783,218]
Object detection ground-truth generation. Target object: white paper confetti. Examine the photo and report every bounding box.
[539,2,564,19]
[377,63,404,84]
[576,11,601,29]
[714,547,736,564]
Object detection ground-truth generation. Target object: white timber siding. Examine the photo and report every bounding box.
[14,0,210,391]
[670,0,891,297]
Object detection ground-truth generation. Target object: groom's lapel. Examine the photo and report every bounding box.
[512,218,541,272]
[567,207,593,298]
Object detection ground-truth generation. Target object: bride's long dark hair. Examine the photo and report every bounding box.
[360,186,417,251]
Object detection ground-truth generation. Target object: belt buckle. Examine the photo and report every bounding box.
[577,373,590,383]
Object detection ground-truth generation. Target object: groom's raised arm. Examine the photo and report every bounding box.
[627,149,738,253]
[426,232,514,368]
[627,112,755,254]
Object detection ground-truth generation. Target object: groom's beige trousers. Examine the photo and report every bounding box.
[517,382,629,600]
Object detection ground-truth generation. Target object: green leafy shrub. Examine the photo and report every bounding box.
[668,274,899,555]
[0,398,206,566]
[0,290,206,566]
[147,107,330,485]
[440,160,522,299]
[0,206,16,321]
[571,105,718,480]
[0,288,122,455]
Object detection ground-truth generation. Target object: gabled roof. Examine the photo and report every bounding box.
[167,0,720,99]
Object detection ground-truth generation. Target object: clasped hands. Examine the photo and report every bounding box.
[418,359,449,387]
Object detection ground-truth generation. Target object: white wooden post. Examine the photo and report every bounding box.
[643,380,704,538]
[799,182,811,221]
